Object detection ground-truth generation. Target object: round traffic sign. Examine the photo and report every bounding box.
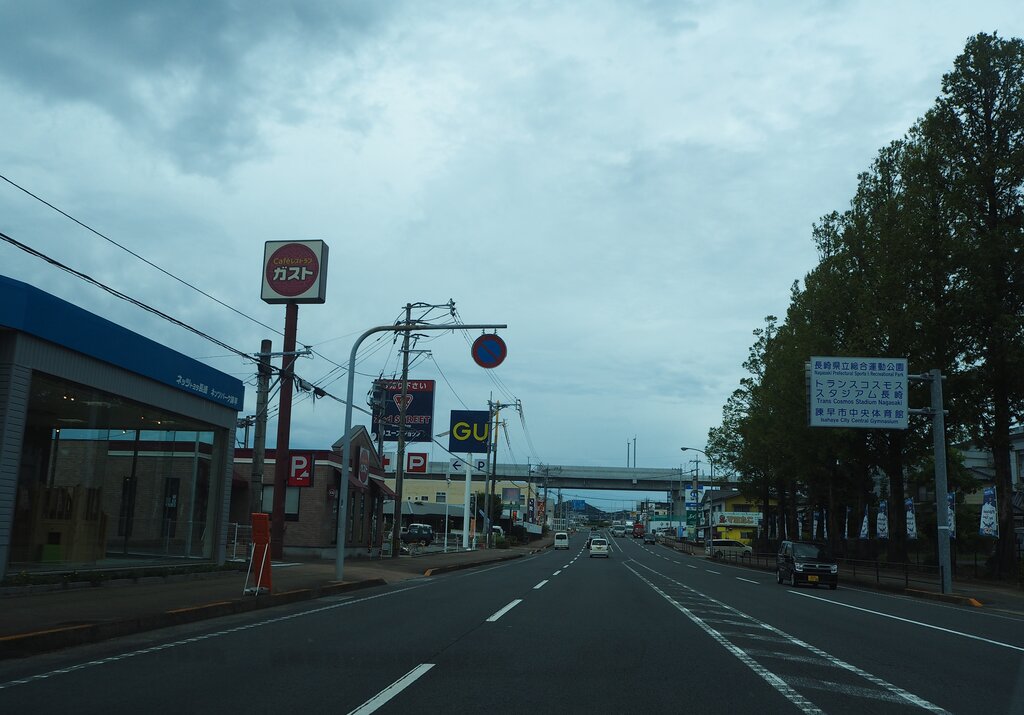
[471,334,507,368]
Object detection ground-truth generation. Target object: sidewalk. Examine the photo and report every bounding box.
[0,540,551,659]
[664,540,1024,614]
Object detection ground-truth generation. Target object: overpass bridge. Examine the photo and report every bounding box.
[416,461,710,493]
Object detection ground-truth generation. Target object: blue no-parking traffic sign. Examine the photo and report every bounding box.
[471,334,507,368]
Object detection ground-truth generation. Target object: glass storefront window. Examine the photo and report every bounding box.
[9,372,227,571]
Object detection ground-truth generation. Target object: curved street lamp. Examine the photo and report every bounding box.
[681,447,716,545]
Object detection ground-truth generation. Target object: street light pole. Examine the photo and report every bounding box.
[681,447,716,546]
[335,321,506,581]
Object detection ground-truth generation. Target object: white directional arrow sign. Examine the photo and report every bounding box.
[449,457,488,474]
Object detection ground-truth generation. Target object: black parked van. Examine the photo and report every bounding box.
[776,540,838,589]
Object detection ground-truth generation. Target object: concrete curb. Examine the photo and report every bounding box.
[0,578,386,660]
[904,588,983,607]
[423,553,524,577]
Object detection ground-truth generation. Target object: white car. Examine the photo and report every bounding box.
[709,539,753,559]
[589,537,610,558]
[554,531,570,549]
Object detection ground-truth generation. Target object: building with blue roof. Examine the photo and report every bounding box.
[0,275,244,580]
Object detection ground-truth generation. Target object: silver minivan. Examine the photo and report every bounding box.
[554,531,570,549]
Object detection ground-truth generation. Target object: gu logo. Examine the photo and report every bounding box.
[447,410,491,454]
[452,421,489,442]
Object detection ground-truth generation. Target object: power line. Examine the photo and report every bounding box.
[0,172,284,337]
[429,354,468,409]
[0,172,382,391]
[0,228,373,420]
[0,228,254,361]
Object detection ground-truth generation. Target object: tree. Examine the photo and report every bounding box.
[921,32,1024,573]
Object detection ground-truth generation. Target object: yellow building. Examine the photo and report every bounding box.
[704,488,777,544]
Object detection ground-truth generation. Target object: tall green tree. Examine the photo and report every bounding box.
[921,33,1024,573]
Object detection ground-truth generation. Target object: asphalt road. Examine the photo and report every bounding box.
[1,532,1022,714]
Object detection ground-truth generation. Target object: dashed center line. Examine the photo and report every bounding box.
[736,577,759,584]
[553,570,562,576]
[348,663,435,715]
[706,569,721,574]
[486,599,523,622]
[533,580,548,590]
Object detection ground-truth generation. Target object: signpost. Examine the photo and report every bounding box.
[471,334,507,369]
[334,321,506,581]
[808,357,908,429]
[449,410,491,550]
[261,239,329,558]
[372,379,436,442]
[808,356,952,594]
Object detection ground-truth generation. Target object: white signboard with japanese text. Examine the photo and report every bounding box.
[809,357,909,429]
[714,511,763,527]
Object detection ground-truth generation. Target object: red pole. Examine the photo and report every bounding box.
[271,302,298,559]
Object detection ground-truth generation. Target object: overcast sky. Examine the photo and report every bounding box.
[1,1,1021,510]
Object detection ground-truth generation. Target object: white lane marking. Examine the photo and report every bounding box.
[553,570,562,576]
[0,584,427,691]
[785,676,910,705]
[271,562,303,568]
[533,580,548,590]
[736,577,759,584]
[790,590,1024,652]
[624,564,823,714]
[687,564,697,569]
[630,561,950,714]
[486,599,523,622]
[705,569,721,574]
[564,564,571,568]
[347,663,435,715]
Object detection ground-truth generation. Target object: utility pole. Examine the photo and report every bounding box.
[249,339,272,516]
[390,303,413,559]
[334,317,507,581]
[484,399,503,547]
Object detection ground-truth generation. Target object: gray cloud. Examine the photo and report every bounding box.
[0,0,399,173]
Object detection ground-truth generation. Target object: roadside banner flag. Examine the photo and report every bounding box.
[859,508,869,539]
[812,509,819,541]
[979,487,998,537]
[905,498,917,540]
[821,506,828,541]
[947,492,956,540]
[844,506,851,540]
[877,500,889,540]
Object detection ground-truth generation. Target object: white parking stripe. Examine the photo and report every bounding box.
[486,599,523,622]
[347,663,435,715]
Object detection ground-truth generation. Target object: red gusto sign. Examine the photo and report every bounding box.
[262,240,329,304]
